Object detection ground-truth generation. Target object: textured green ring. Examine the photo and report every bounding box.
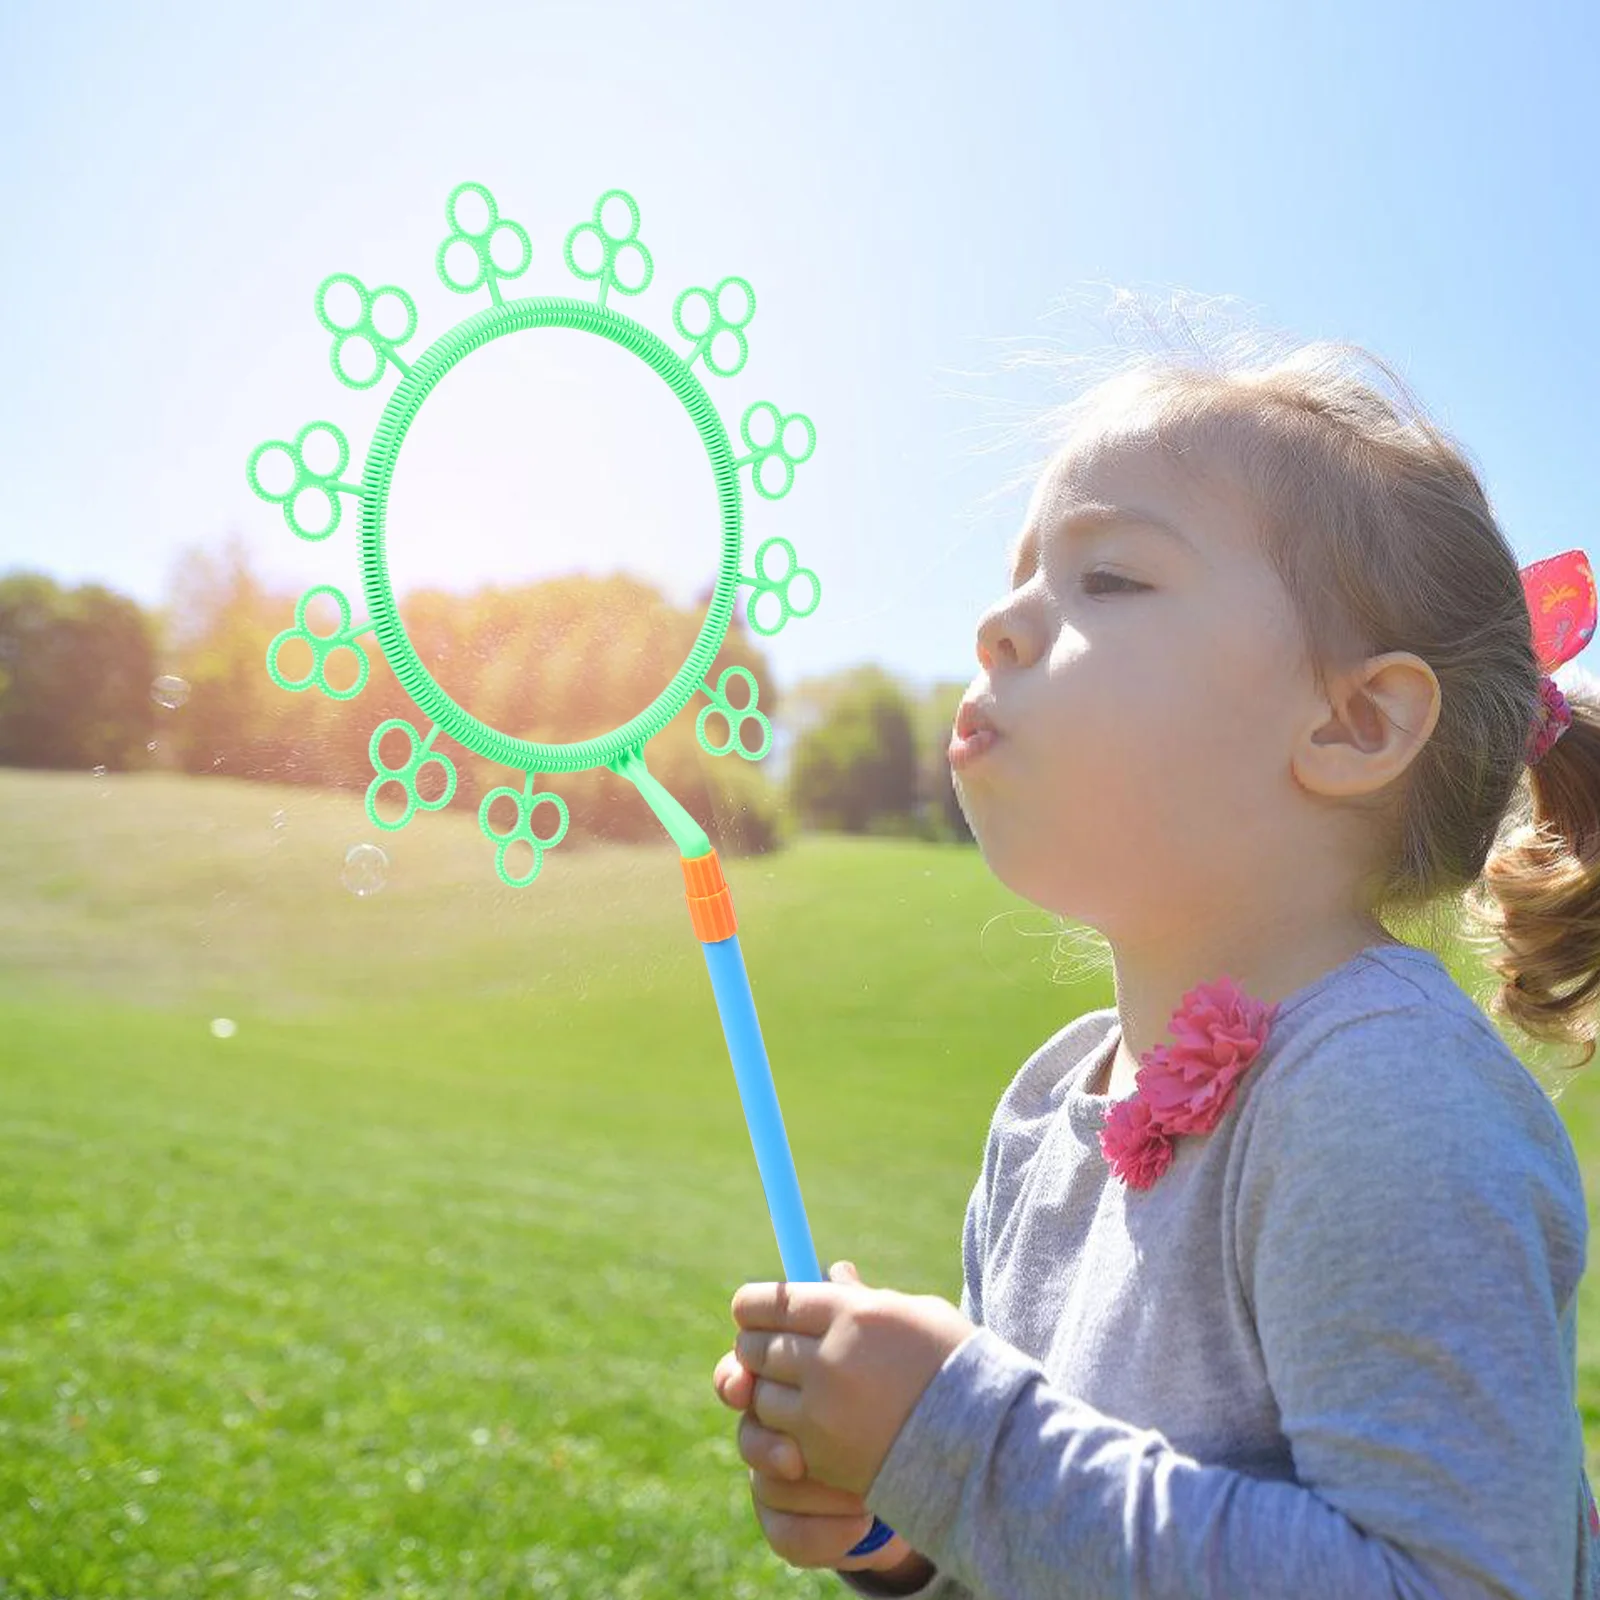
[360,295,740,772]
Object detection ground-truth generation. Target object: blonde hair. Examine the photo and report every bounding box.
[947,287,1600,1081]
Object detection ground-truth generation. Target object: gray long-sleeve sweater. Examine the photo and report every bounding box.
[836,943,1597,1599]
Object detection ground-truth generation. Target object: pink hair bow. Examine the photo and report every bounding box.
[1519,549,1596,672]
[1519,549,1594,764]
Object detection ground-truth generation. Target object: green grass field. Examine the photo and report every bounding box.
[4,768,1599,1597]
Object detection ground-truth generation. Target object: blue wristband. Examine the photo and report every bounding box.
[847,1515,896,1557]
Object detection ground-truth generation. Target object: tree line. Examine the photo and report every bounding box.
[0,541,977,856]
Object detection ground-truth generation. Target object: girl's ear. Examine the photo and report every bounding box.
[1294,650,1441,798]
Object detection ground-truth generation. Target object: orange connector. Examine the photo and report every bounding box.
[680,848,739,943]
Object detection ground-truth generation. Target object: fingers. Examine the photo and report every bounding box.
[713,1349,755,1411]
[716,1353,804,1481]
[752,1497,879,1570]
[749,1465,868,1518]
[739,1409,805,1481]
[716,1320,889,1575]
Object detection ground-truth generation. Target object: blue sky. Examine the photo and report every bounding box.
[2,0,1595,700]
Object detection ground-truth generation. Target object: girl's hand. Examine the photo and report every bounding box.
[728,1259,977,1499]
[713,1344,918,1574]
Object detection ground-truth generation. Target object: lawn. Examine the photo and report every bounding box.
[2,768,1598,1597]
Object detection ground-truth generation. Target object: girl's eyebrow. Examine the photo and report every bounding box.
[1006,504,1196,573]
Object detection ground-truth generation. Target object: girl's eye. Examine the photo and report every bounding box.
[1082,570,1148,596]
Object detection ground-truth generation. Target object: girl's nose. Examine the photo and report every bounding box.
[972,595,1024,675]
[977,632,1020,672]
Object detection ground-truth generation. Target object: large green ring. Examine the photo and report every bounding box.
[360,295,740,772]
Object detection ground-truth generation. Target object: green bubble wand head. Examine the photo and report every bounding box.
[246,181,894,1559]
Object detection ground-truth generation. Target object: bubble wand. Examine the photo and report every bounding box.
[245,180,895,1559]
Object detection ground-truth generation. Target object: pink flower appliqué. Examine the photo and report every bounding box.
[1100,1094,1176,1189]
[1098,976,1280,1189]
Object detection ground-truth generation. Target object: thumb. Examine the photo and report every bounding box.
[829,1260,861,1282]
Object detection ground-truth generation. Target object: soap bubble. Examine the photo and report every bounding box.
[92,765,106,777]
[342,842,389,897]
[150,675,190,710]
[271,810,287,830]
[146,741,158,754]
[210,1018,237,1039]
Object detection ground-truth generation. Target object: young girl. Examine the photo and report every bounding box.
[715,335,1600,1597]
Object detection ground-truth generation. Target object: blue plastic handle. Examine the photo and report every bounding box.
[700,932,896,1560]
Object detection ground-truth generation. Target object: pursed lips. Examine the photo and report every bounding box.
[954,699,1002,740]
